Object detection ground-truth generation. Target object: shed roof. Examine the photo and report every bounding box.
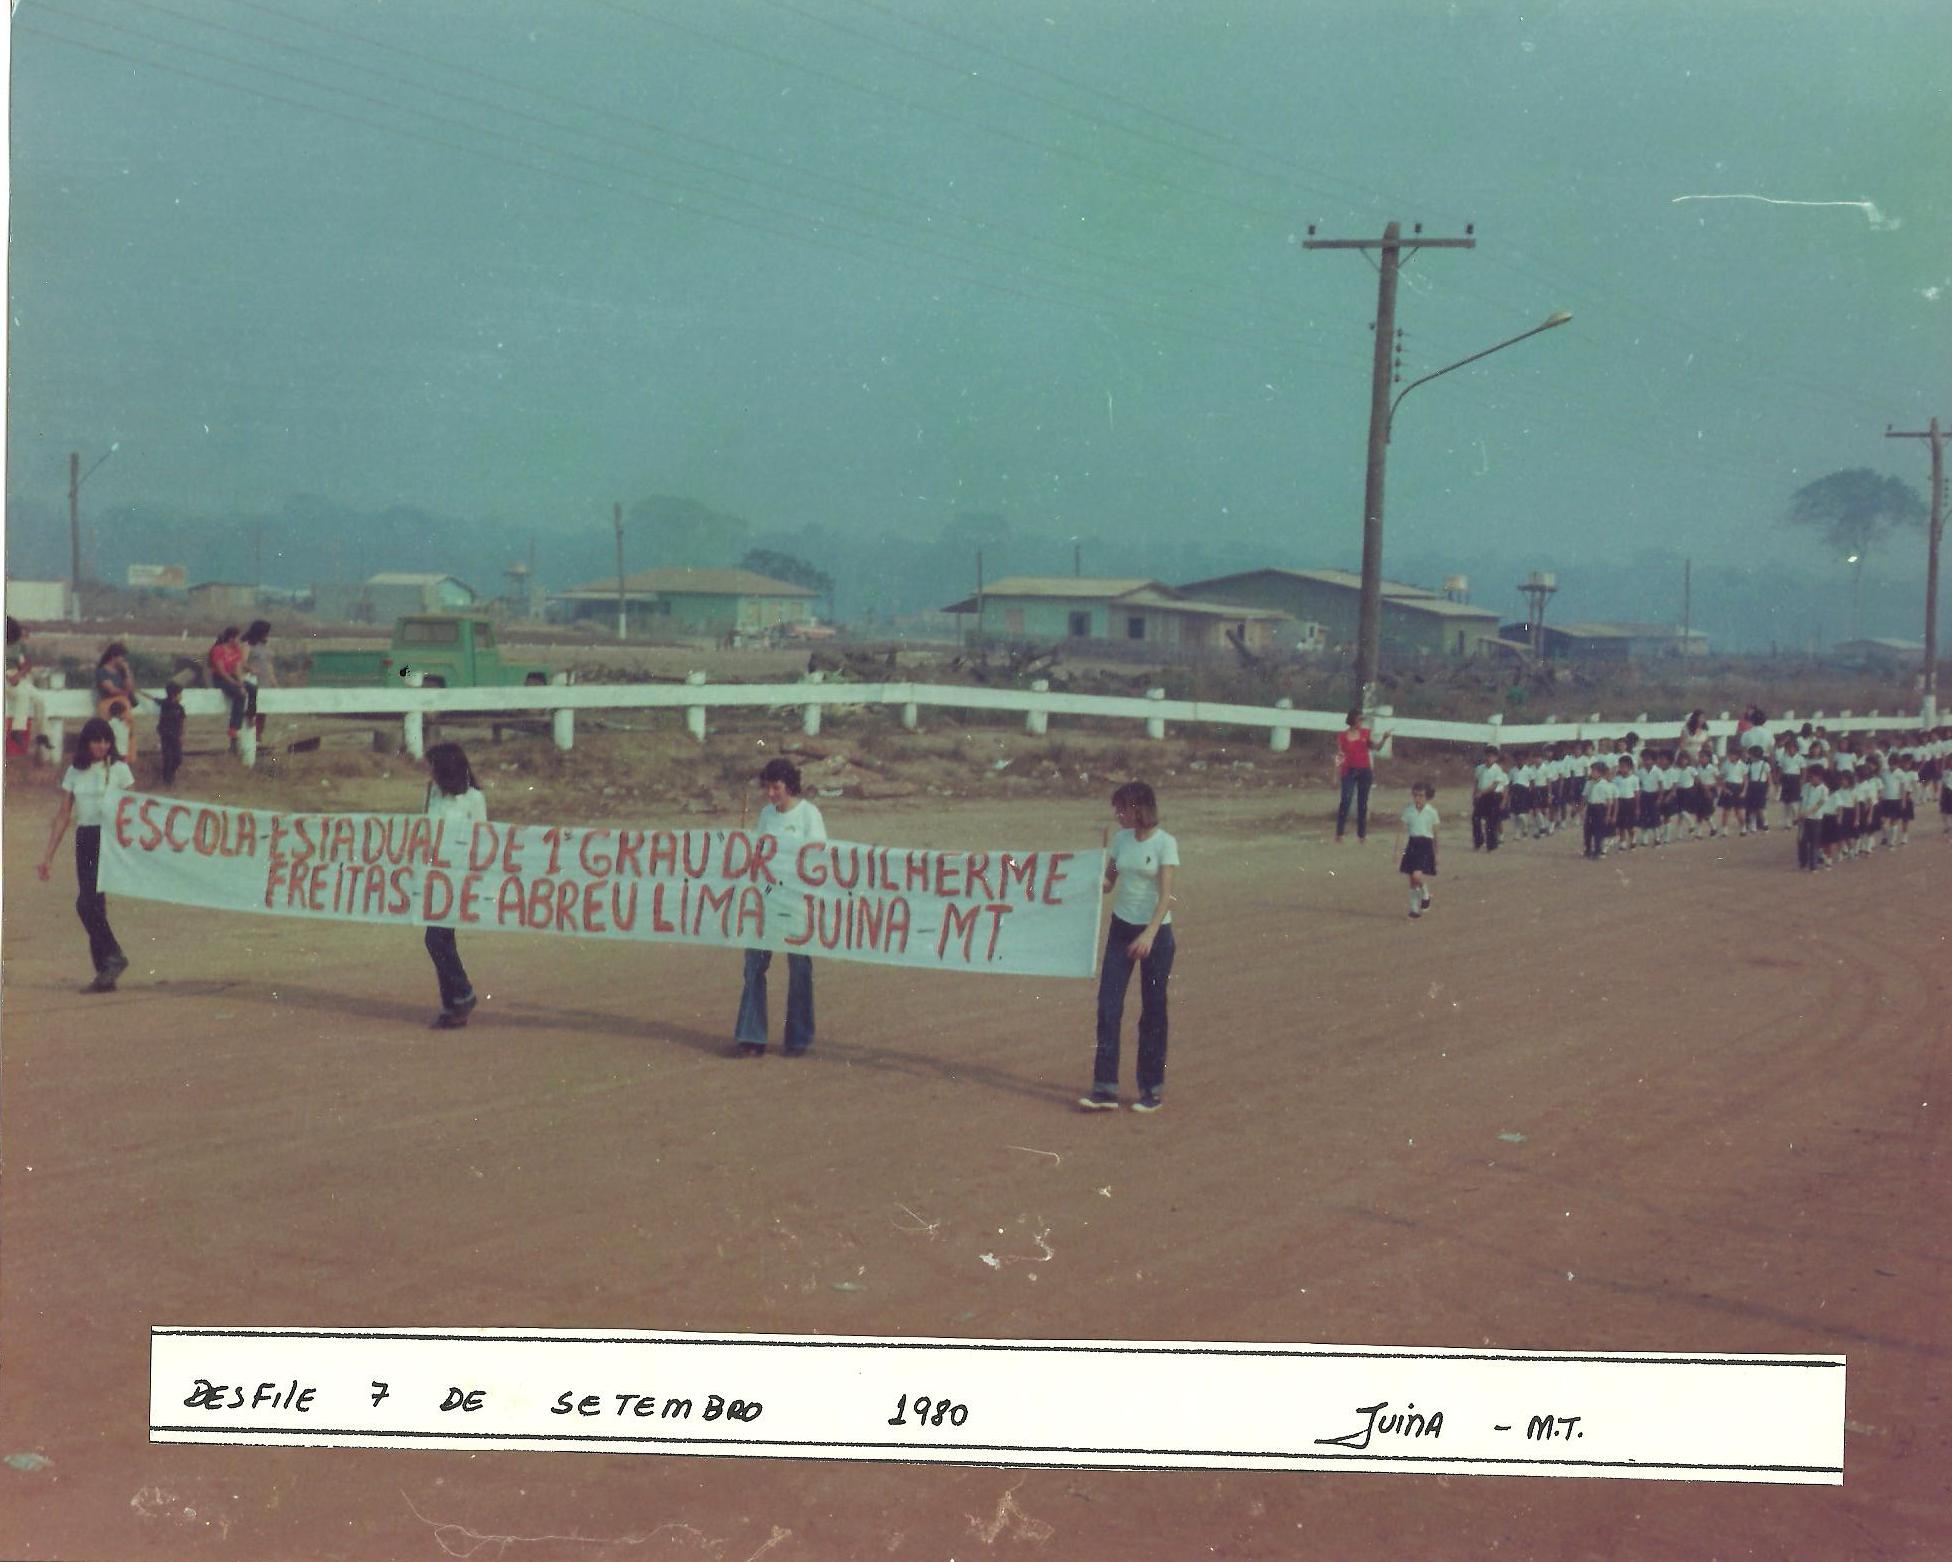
[367,572,471,587]
[1177,566,1442,600]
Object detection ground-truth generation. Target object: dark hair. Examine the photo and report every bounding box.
[758,757,802,794]
[425,741,478,797]
[217,625,241,643]
[1111,779,1159,828]
[1411,778,1436,798]
[1345,709,1363,727]
[5,616,21,646]
[99,641,129,664]
[1685,710,1705,734]
[74,716,121,768]
[244,620,272,644]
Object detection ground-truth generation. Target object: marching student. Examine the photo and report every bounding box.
[1776,736,1805,830]
[1635,749,1664,847]
[1897,752,1918,845]
[1878,752,1905,849]
[1582,761,1615,859]
[1396,780,1439,918]
[1744,743,1773,835]
[422,741,487,1029]
[35,717,134,993]
[1081,780,1179,1114]
[1612,755,1640,850]
[1796,764,1828,871]
[1659,749,1688,844]
[1716,746,1747,837]
[1854,762,1881,859]
[1686,750,1715,840]
[1506,752,1533,842]
[1471,747,1508,851]
[1819,766,1843,868]
[734,757,828,1058]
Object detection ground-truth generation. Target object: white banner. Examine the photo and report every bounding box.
[97,793,1104,977]
[149,1327,1846,1483]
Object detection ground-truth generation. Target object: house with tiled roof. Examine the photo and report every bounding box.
[557,567,818,636]
[941,576,1286,652]
[1175,567,1504,658]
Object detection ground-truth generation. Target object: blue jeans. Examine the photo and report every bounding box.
[1336,767,1373,839]
[735,949,814,1052]
[1093,917,1175,1097]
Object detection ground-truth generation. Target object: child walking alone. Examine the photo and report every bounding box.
[422,741,487,1028]
[1397,782,1438,917]
[1080,780,1178,1114]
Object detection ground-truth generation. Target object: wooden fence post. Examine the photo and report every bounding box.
[550,671,574,751]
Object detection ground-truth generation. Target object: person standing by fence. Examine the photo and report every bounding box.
[733,757,827,1057]
[1334,709,1385,844]
[36,717,134,992]
[1081,780,1179,1114]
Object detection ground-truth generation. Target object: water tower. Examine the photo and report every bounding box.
[1517,570,1557,657]
[1441,573,1470,603]
[503,561,539,621]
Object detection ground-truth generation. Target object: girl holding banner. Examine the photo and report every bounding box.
[733,757,826,1057]
[36,717,135,992]
[423,742,487,1028]
[1081,781,1178,1114]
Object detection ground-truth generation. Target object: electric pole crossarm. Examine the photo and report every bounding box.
[1301,238,1477,250]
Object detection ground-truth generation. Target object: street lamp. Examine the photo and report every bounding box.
[1351,312,1571,706]
[1387,312,1572,442]
[69,442,121,622]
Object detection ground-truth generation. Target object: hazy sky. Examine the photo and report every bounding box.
[6,0,1948,578]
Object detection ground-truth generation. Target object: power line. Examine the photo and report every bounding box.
[18,16,1352,369]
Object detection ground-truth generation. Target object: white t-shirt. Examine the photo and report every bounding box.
[1747,757,1771,783]
[1800,782,1828,821]
[1779,751,1805,776]
[425,785,488,829]
[1614,770,1639,798]
[1401,802,1438,839]
[1584,777,1614,806]
[1109,826,1178,926]
[1721,758,1746,785]
[1879,771,1902,801]
[758,796,828,848]
[1473,764,1508,795]
[61,760,136,828]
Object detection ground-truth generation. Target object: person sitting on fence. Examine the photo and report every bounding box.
[207,626,248,749]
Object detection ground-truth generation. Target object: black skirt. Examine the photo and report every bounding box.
[1399,837,1437,875]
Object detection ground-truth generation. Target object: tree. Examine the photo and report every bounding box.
[1784,468,1925,639]
[741,548,833,599]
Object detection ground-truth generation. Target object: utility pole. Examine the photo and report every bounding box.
[1887,417,1947,724]
[614,501,627,642]
[1304,222,1476,707]
[68,452,82,622]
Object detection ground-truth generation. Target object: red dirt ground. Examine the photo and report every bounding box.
[2,778,1947,1560]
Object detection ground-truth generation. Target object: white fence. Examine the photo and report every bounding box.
[19,672,1934,768]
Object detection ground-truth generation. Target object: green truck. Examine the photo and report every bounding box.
[305,615,551,688]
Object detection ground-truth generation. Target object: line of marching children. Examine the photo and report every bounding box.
[1459,727,1952,865]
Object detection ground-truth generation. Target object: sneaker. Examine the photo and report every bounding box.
[430,1010,470,1029]
[1421,894,1433,909]
[731,1042,766,1058]
[1408,909,1422,919]
[1077,1092,1120,1112]
[1131,1095,1165,1114]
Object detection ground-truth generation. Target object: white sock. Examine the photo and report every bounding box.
[1409,886,1422,914]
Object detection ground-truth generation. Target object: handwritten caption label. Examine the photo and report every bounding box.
[149,1328,1844,1483]
[98,794,1101,976]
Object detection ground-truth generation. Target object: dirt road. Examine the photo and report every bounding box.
[2,779,1946,1559]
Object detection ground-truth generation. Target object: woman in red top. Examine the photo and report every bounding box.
[1335,708,1381,843]
[207,626,248,746]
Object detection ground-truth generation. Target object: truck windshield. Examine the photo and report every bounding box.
[472,622,497,649]
[400,620,461,646]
